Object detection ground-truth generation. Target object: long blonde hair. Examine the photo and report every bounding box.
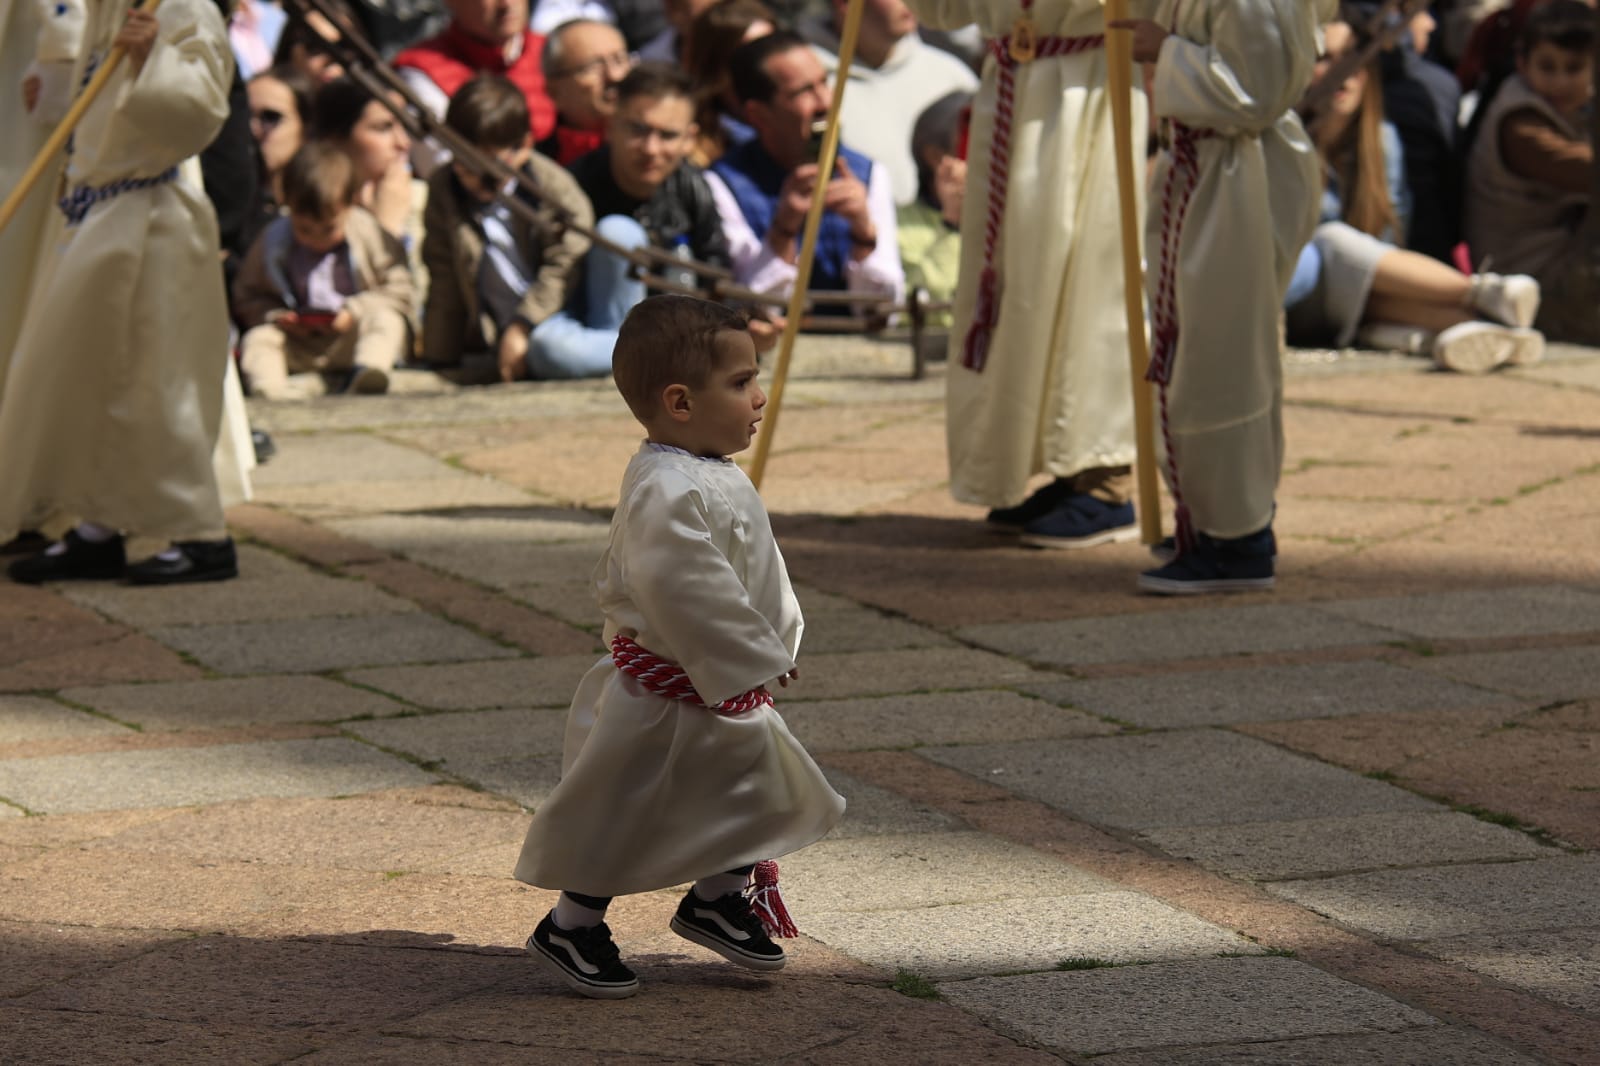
[1322,46,1400,240]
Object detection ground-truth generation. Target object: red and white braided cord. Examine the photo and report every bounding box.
[961,30,1106,372]
[1147,121,1215,556]
[609,634,774,714]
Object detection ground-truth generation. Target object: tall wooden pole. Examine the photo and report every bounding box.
[0,0,164,237]
[1103,0,1163,545]
[746,0,866,491]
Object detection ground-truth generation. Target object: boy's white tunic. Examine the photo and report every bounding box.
[0,0,234,542]
[516,445,845,899]
[903,0,1156,510]
[1146,0,1325,539]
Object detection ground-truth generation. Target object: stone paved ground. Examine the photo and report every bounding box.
[4,336,1600,1064]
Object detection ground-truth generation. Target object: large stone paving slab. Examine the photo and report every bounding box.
[786,647,1042,701]
[938,957,1435,1057]
[0,695,132,743]
[1138,811,1549,881]
[926,730,1436,829]
[957,605,1399,667]
[147,614,517,674]
[0,738,435,813]
[781,832,1116,913]
[803,892,1257,979]
[1269,855,1600,940]
[345,656,600,710]
[254,474,534,518]
[1024,660,1510,729]
[816,767,965,838]
[344,707,569,769]
[60,545,417,627]
[250,432,467,486]
[1420,927,1600,1013]
[324,513,610,590]
[779,690,1113,752]
[1090,1029,1548,1066]
[0,1008,314,1066]
[1407,645,1600,700]
[60,676,407,731]
[1312,585,1600,641]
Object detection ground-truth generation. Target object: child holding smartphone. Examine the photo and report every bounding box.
[232,140,415,398]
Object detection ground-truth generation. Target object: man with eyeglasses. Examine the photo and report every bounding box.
[538,17,634,164]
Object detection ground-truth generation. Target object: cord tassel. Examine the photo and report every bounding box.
[746,859,798,938]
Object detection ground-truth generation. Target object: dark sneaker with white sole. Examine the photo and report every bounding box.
[526,913,639,999]
[670,890,786,971]
[1138,527,1276,596]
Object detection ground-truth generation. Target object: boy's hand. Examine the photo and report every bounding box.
[1107,18,1168,64]
[22,72,42,113]
[934,155,967,226]
[271,309,314,338]
[747,312,785,354]
[776,667,799,688]
[498,321,530,383]
[115,9,160,75]
[331,308,355,334]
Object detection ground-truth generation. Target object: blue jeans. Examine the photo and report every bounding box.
[526,214,649,380]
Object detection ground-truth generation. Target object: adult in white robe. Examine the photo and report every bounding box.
[0,0,235,548]
[903,0,1157,519]
[1142,0,1328,544]
[517,444,844,899]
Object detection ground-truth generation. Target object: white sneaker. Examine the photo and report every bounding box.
[1355,321,1434,354]
[1431,321,1519,374]
[1507,327,1546,367]
[1471,272,1541,328]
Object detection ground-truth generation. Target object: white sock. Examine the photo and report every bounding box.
[553,894,607,930]
[692,870,750,902]
[73,521,118,543]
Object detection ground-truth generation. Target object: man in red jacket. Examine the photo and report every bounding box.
[395,0,558,176]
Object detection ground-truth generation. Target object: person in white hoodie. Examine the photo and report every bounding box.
[1110,0,1334,594]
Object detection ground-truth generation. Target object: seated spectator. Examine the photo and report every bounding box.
[1290,18,1545,373]
[309,76,417,242]
[896,90,968,329]
[248,65,314,205]
[1347,1,1467,262]
[394,0,557,176]
[683,0,775,166]
[420,75,597,380]
[232,142,415,398]
[705,31,904,311]
[638,0,717,62]
[800,0,978,207]
[566,64,784,351]
[271,0,353,85]
[230,0,288,81]
[538,17,633,164]
[1466,0,1596,343]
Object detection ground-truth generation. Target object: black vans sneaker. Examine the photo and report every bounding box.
[526,913,639,999]
[670,890,786,971]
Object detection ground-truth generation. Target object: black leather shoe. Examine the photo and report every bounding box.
[126,538,239,585]
[8,530,126,584]
[251,429,276,464]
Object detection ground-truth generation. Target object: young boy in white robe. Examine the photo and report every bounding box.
[2,0,240,585]
[514,294,845,1000]
[1110,0,1332,594]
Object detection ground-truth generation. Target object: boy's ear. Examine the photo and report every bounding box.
[662,383,693,422]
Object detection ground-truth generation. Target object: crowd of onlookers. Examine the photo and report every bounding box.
[213,0,1593,398]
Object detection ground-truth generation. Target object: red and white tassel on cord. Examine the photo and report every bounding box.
[746,859,799,938]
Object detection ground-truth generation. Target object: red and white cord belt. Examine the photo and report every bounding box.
[962,31,1106,372]
[1147,120,1218,556]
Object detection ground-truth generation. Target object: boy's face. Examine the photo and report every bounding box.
[608,92,696,200]
[454,139,534,203]
[290,205,352,254]
[1518,42,1594,117]
[679,330,765,457]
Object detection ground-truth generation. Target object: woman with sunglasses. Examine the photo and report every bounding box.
[248,65,315,206]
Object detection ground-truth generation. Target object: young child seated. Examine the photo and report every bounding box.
[514,294,844,1000]
[896,90,970,331]
[232,141,415,398]
[419,74,597,382]
[1465,0,1596,344]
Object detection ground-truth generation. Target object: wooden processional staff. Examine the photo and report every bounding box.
[0,0,165,237]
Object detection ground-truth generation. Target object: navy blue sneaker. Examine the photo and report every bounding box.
[1018,494,1138,550]
[1138,527,1276,595]
[986,479,1076,531]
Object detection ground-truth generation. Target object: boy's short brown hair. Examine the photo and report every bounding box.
[280,141,360,219]
[445,75,533,151]
[613,295,750,422]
